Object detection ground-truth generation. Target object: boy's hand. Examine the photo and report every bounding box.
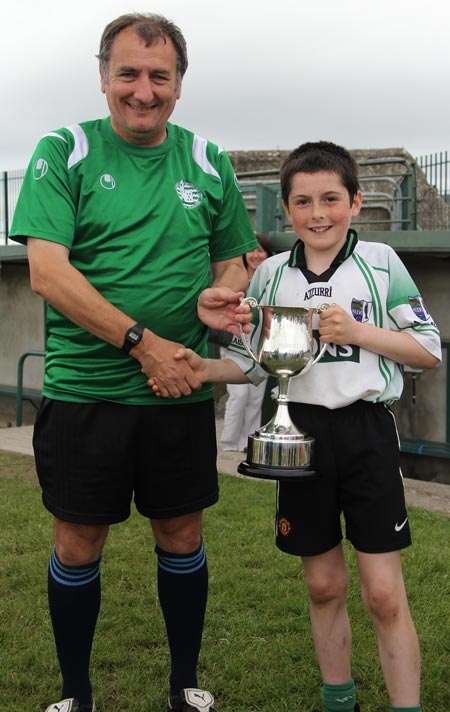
[148,348,209,397]
[318,304,358,345]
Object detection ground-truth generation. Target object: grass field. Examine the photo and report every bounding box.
[0,452,449,712]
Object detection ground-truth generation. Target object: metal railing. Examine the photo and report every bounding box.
[238,156,419,237]
[418,151,450,201]
[1,170,25,244]
[417,151,450,229]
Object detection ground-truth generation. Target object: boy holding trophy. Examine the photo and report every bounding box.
[151,142,441,712]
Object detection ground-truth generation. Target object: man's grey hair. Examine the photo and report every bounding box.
[97,13,188,85]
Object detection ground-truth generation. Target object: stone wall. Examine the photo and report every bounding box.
[228,147,450,231]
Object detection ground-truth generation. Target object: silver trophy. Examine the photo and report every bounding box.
[237,298,331,481]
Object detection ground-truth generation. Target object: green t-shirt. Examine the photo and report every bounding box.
[11,118,257,404]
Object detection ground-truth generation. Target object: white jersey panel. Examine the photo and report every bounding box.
[226,241,441,410]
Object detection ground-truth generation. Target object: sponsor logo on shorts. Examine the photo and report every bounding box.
[395,517,408,532]
[278,517,291,536]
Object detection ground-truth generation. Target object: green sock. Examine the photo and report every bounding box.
[390,707,422,712]
[322,679,356,711]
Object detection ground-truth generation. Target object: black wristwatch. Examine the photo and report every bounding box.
[122,323,145,353]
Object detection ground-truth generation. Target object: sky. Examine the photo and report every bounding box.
[1,0,449,170]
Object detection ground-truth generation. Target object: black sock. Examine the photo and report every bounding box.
[156,541,208,696]
[48,548,101,706]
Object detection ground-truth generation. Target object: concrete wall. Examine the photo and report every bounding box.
[391,255,448,444]
[0,263,44,390]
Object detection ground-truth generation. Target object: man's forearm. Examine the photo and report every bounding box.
[211,258,249,292]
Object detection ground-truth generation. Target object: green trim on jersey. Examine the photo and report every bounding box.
[11,119,257,404]
[225,237,441,410]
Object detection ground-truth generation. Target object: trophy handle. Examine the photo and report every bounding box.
[300,302,336,375]
[238,296,260,363]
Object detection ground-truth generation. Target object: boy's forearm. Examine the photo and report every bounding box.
[206,357,250,384]
[354,323,439,369]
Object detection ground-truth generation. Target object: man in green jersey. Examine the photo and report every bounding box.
[10,13,258,712]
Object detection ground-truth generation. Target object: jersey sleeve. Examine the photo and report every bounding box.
[386,247,442,362]
[10,129,77,248]
[206,147,258,262]
[223,262,270,385]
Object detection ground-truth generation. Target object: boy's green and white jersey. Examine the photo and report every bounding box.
[10,118,257,404]
[228,233,441,409]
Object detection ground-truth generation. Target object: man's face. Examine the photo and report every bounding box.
[100,27,181,146]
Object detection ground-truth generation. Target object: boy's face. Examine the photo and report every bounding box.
[283,171,362,260]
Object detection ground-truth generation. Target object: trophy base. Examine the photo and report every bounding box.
[244,429,317,474]
[237,460,318,481]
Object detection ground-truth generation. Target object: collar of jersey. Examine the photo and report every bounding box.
[288,228,359,272]
[103,117,178,157]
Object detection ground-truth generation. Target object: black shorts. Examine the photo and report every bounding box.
[33,397,219,524]
[275,400,411,556]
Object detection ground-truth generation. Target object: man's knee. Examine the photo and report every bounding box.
[54,519,109,565]
[151,511,203,553]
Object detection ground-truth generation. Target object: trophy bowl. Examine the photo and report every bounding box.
[236,298,330,481]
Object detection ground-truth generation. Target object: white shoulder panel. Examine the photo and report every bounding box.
[41,131,68,143]
[65,124,90,169]
[192,134,220,180]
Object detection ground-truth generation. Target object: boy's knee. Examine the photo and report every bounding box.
[306,569,348,605]
[361,581,403,625]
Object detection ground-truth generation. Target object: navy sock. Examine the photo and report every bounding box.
[48,548,101,706]
[156,541,208,696]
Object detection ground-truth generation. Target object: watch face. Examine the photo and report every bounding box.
[127,329,141,344]
[123,324,144,352]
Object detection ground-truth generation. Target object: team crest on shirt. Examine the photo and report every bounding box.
[351,298,373,323]
[175,180,204,209]
[408,295,430,322]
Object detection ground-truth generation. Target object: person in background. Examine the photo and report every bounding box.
[153,142,441,712]
[220,233,272,452]
[9,12,258,712]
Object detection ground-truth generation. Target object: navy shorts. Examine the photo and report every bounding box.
[33,397,219,524]
[275,400,411,556]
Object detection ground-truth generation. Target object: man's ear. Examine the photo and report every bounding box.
[99,65,106,95]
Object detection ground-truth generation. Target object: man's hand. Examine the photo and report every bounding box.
[134,332,202,398]
[149,348,209,397]
[197,287,253,336]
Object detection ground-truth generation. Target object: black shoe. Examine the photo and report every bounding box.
[167,688,215,712]
[45,700,95,712]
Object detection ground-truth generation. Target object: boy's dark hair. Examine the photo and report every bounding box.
[280,141,360,205]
